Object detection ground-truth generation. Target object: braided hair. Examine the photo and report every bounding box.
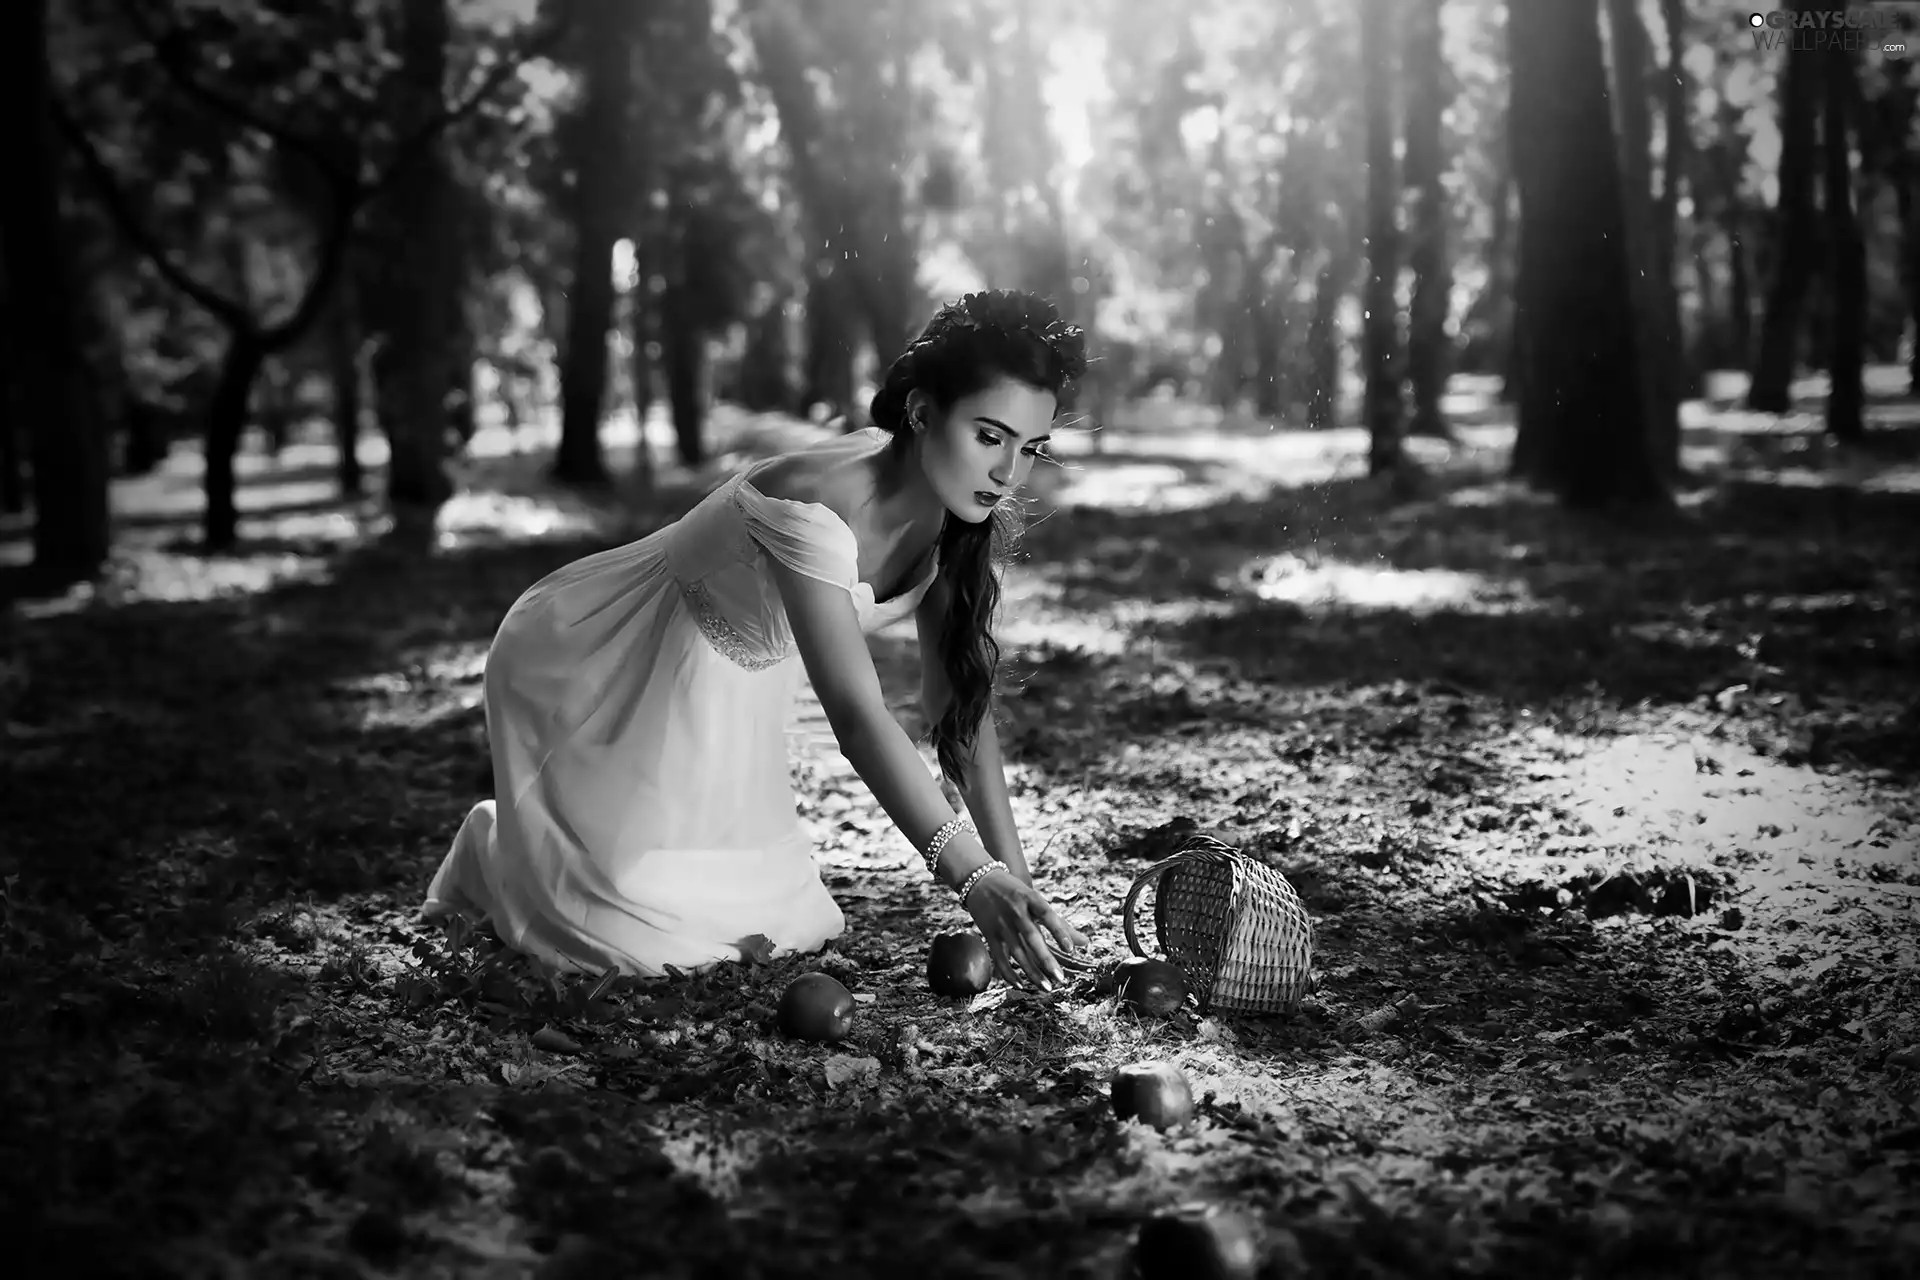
[868,290,1087,789]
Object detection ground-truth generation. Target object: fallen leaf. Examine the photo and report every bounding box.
[1800,953,1843,981]
[532,1026,582,1055]
[823,1055,882,1090]
[738,934,777,965]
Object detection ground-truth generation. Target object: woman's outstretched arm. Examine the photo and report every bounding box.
[769,558,1082,987]
[914,578,1032,884]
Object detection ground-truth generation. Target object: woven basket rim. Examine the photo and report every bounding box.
[1120,832,1313,1014]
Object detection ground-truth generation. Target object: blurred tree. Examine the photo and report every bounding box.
[1655,0,1693,401]
[660,152,763,465]
[1491,137,1518,402]
[1603,0,1680,473]
[1873,53,1919,394]
[977,1,1074,303]
[646,0,765,464]
[379,0,462,514]
[1402,0,1455,440]
[1748,2,1819,414]
[1823,44,1865,442]
[0,256,20,515]
[1360,0,1404,475]
[1305,250,1355,427]
[554,0,635,487]
[1698,46,1756,374]
[1,0,110,582]
[1446,0,1517,394]
[1507,0,1666,509]
[52,0,554,548]
[744,0,924,421]
[324,274,366,496]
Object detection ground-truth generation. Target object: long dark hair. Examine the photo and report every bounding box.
[867,290,1088,790]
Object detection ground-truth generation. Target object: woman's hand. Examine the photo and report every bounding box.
[963,871,1089,991]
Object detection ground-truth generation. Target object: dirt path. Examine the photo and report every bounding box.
[2,399,1917,1278]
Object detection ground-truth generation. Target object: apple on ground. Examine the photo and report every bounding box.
[1114,957,1189,1015]
[1132,1202,1261,1280]
[927,931,993,997]
[1109,1059,1195,1131]
[777,972,855,1042]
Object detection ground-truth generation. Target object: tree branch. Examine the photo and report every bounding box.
[47,96,253,334]
[261,190,357,351]
[365,15,571,198]
[113,0,354,188]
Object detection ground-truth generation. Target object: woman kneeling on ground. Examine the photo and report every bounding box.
[424,289,1091,992]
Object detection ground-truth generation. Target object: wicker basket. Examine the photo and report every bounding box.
[1121,831,1315,1015]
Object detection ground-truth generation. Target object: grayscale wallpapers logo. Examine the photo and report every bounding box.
[1743,9,1908,54]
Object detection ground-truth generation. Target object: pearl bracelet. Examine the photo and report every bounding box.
[957,859,1010,906]
[922,815,975,879]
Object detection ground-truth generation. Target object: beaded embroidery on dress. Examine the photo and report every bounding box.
[423,435,939,975]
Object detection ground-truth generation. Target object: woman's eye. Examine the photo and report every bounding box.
[977,431,1001,447]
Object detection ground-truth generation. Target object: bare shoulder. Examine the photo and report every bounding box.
[744,434,870,523]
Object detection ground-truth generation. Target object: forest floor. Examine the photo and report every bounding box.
[2,372,1918,1279]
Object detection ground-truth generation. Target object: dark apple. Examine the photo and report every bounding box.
[1115,957,1189,1016]
[1131,1202,1261,1280]
[927,931,994,997]
[777,972,855,1042]
[1109,1060,1195,1131]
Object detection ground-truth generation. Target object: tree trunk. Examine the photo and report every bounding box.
[1488,140,1519,402]
[204,333,268,549]
[1901,174,1920,395]
[1885,60,1920,395]
[0,261,26,513]
[744,0,916,400]
[1360,0,1403,475]
[1706,71,1757,374]
[1507,0,1666,510]
[804,262,858,421]
[661,282,705,468]
[123,401,168,475]
[1823,45,1865,442]
[1656,0,1694,402]
[628,235,656,428]
[1603,0,1680,474]
[381,0,458,512]
[554,0,632,486]
[1251,287,1284,418]
[257,357,294,455]
[327,272,364,496]
[1728,213,1753,374]
[739,295,797,413]
[447,360,476,447]
[1403,0,1453,439]
[1748,3,1821,413]
[1306,251,1349,429]
[0,416,20,516]
[0,0,110,581]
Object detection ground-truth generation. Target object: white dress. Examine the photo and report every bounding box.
[423,442,940,976]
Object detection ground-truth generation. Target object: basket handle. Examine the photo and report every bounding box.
[1120,852,1195,960]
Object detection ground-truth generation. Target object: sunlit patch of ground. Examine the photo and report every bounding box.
[1241,552,1545,616]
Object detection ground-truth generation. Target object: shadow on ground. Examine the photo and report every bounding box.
[1013,463,1920,779]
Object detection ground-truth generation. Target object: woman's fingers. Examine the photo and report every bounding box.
[1031,899,1085,959]
[1012,925,1067,988]
[988,937,1029,990]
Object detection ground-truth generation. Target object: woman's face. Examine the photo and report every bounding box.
[909,376,1059,524]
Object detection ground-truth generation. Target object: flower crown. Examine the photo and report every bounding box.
[907,290,1086,369]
